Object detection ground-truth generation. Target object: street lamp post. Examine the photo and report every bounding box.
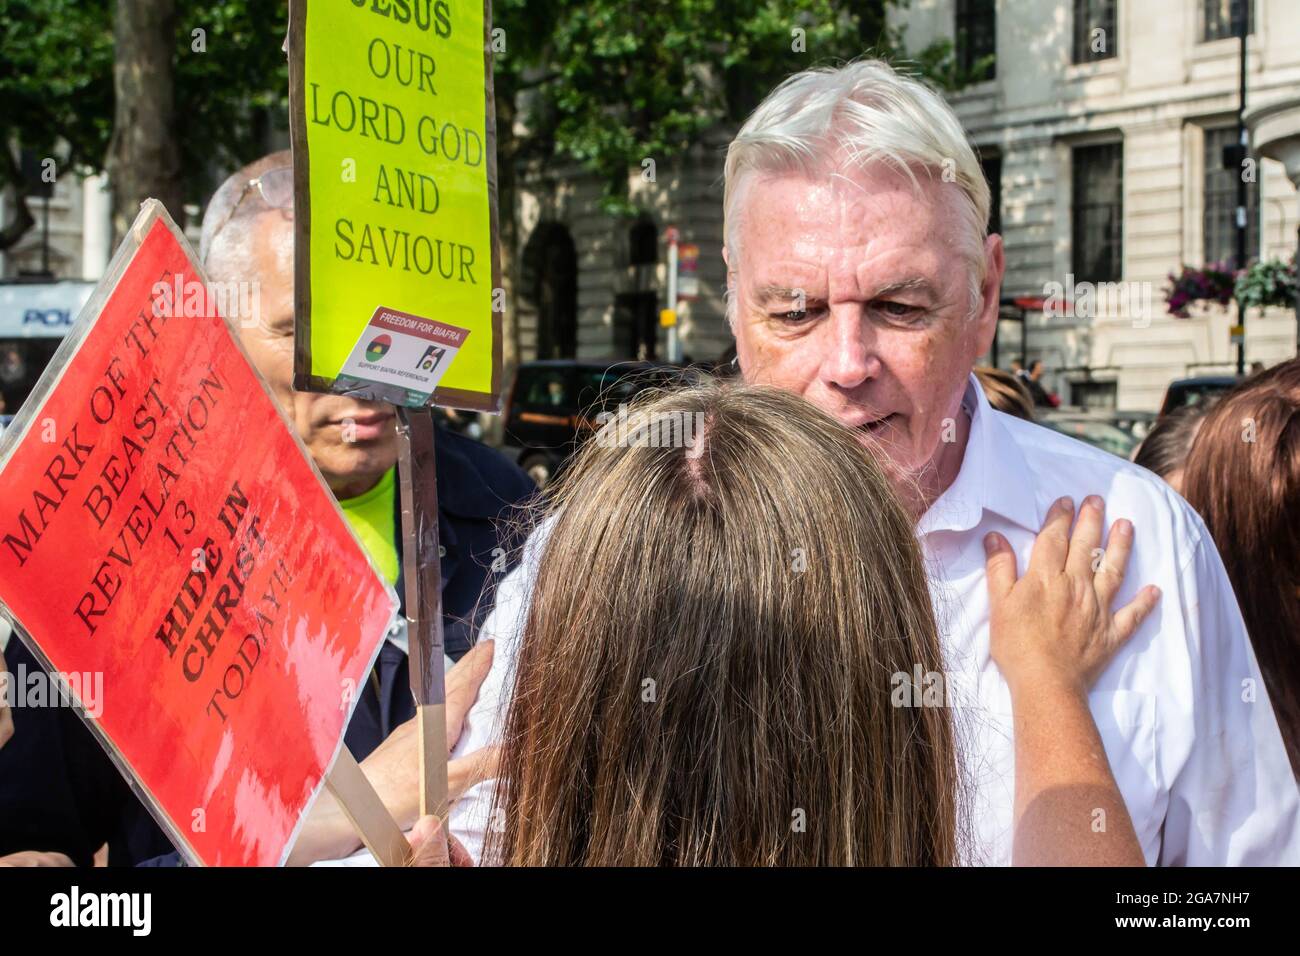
[1233,0,1250,376]
[662,226,681,363]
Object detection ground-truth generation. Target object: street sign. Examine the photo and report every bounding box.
[677,242,700,300]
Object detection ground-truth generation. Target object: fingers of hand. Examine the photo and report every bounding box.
[446,640,495,697]
[1029,496,1074,575]
[448,833,475,867]
[983,531,1019,601]
[0,851,74,867]
[1094,518,1135,609]
[1113,584,1162,643]
[444,639,495,747]
[406,814,451,867]
[1066,495,1105,579]
[448,744,501,802]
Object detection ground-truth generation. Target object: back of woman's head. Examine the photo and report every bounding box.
[1133,403,1211,491]
[493,378,958,865]
[1181,358,1300,775]
[974,366,1035,421]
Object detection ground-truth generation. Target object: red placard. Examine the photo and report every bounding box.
[0,203,396,866]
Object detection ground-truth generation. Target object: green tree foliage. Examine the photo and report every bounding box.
[0,0,115,178]
[1,0,952,242]
[0,0,287,245]
[494,0,919,213]
[0,0,113,245]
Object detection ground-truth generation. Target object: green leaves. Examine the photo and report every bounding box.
[496,0,912,215]
[170,1,289,204]
[1235,257,1298,312]
[1,0,955,238]
[0,0,114,175]
[0,0,287,205]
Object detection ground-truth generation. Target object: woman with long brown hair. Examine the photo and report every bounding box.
[1181,358,1300,778]
[411,380,1158,866]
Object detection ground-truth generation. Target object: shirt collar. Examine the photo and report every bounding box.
[916,374,1042,538]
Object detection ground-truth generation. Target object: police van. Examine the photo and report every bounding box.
[0,280,95,429]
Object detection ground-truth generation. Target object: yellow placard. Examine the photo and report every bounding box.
[289,0,500,412]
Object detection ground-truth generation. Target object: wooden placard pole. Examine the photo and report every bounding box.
[286,0,502,864]
[324,748,410,867]
[395,407,450,825]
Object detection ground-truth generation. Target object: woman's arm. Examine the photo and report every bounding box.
[286,640,499,866]
[984,494,1161,867]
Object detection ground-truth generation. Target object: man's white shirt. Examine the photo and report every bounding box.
[450,375,1300,865]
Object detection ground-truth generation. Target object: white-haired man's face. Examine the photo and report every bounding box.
[726,163,1003,507]
[218,210,400,498]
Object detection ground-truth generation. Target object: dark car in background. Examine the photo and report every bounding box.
[1038,406,1157,458]
[503,359,686,486]
[1159,375,1240,416]
[1106,409,1157,443]
[1038,410,1141,459]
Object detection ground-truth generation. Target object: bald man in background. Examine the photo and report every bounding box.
[0,151,533,866]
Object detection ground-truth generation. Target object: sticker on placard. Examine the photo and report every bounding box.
[335,307,469,407]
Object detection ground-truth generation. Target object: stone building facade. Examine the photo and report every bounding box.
[512,130,734,369]
[897,0,1300,409]
[513,0,1300,410]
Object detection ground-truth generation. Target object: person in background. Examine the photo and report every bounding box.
[975,366,1035,422]
[1018,359,1055,408]
[410,382,1156,866]
[1180,358,1300,779]
[0,348,24,390]
[1131,403,1212,495]
[0,151,535,867]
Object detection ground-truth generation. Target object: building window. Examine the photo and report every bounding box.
[522,222,579,359]
[981,153,1002,235]
[1203,126,1259,268]
[1071,142,1123,283]
[955,0,996,80]
[1073,0,1117,63]
[1201,0,1254,43]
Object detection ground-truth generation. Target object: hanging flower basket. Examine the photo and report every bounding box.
[1164,263,1236,318]
[1235,256,1298,312]
[1166,257,1299,318]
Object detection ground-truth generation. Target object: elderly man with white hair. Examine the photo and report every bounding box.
[447,60,1299,865]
